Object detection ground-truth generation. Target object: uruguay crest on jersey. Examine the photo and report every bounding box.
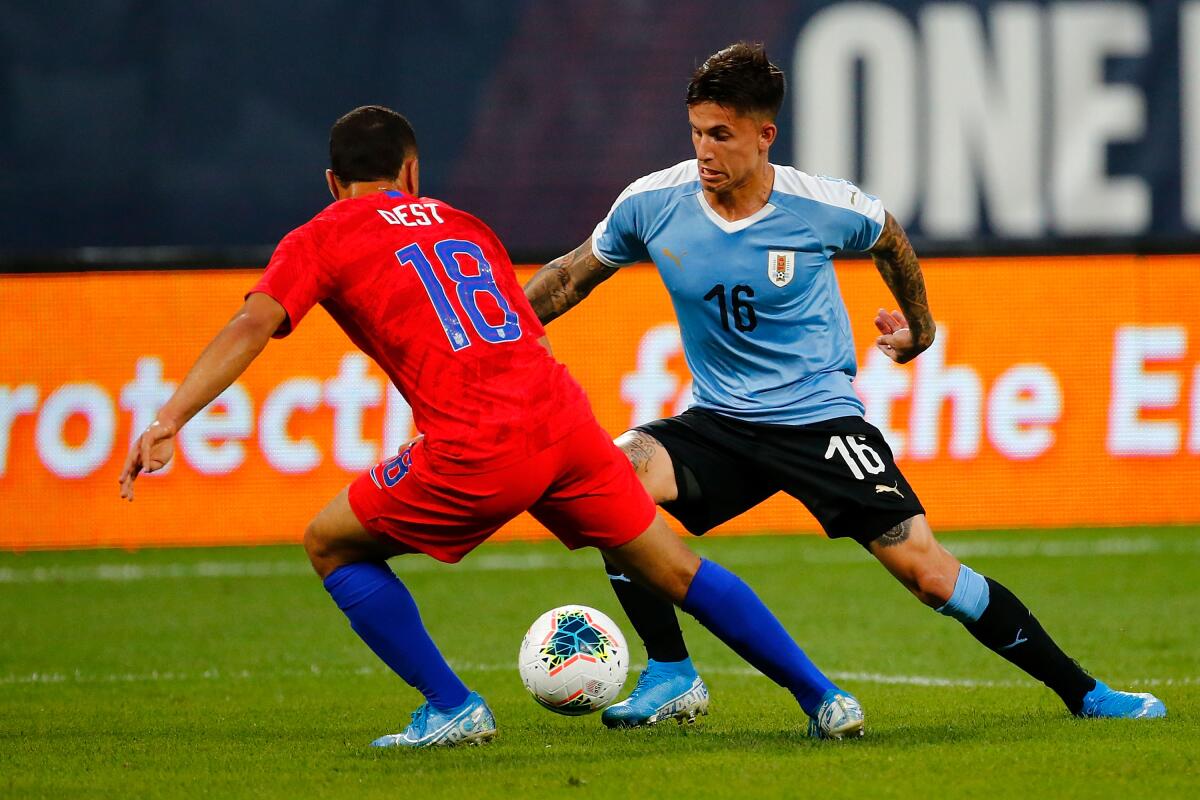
[591,160,886,426]
[768,250,795,287]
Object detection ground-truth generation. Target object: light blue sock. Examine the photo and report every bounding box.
[936,564,991,623]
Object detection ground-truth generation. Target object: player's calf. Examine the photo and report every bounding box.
[869,515,959,607]
[872,521,1166,719]
[939,565,1168,718]
[310,486,484,741]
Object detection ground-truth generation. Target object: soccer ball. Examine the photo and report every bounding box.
[517,605,629,715]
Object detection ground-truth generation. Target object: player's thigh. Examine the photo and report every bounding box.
[867,515,961,606]
[614,428,678,503]
[631,410,777,536]
[304,486,407,577]
[761,415,926,546]
[346,440,546,566]
[530,423,658,553]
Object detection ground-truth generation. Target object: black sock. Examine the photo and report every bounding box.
[602,554,690,663]
[964,578,1096,714]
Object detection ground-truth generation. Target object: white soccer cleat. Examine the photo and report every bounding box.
[370,692,496,748]
[806,690,865,739]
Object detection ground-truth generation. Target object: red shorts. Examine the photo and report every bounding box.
[347,422,657,563]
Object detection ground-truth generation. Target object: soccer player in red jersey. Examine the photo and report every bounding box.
[118,105,863,747]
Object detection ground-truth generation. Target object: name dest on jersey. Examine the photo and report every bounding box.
[377,203,444,227]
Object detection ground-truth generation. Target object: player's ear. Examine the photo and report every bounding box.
[759,119,778,151]
[400,157,419,196]
[325,169,342,201]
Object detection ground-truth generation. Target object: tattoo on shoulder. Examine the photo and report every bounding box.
[621,432,660,473]
[875,517,913,547]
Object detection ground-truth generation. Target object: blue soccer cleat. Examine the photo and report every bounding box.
[370,691,497,748]
[806,689,865,739]
[1078,680,1166,720]
[601,658,709,728]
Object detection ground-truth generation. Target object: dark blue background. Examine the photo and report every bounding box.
[0,0,1194,260]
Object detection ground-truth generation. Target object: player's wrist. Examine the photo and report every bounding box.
[149,413,181,435]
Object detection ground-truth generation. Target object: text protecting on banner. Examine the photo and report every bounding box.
[1,256,1198,549]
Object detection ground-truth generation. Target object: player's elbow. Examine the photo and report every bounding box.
[229,312,276,346]
[233,294,288,343]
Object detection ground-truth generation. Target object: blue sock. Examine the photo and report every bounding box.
[323,562,470,712]
[681,559,837,716]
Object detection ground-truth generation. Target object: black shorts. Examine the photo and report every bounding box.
[634,408,925,547]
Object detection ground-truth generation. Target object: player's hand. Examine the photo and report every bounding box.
[119,420,177,501]
[874,308,918,364]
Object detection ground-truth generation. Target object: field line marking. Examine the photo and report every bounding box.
[2,534,1198,585]
[3,663,1197,690]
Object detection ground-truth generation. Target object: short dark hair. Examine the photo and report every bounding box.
[686,42,785,119]
[329,105,418,184]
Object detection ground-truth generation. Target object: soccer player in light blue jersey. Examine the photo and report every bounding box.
[525,42,1165,731]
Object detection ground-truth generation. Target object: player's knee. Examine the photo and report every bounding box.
[609,542,699,605]
[303,520,341,579]
[661,561,700,605]
[910,566,956,608]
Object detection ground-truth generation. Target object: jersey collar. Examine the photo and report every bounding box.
[695,174,777,233]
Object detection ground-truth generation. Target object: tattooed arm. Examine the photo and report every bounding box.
[869,212,936,364]
[524,238,618,325]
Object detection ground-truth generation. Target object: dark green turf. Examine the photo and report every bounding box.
[2,527,1197,798]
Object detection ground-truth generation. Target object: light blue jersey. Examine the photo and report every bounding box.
[592,160,885,425]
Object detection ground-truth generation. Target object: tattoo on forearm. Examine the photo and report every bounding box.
[525,255,573,324]
[524,241,615,325]
[871,214,935,352]
[621,432,660,474]
[875,517,913,547]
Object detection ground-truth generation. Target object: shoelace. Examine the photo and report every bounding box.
[628,666,672,698]
[408,703,432,734]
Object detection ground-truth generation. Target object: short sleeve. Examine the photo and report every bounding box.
[247,223,332,337]
[815,177,886,252]
[591,185,651,267]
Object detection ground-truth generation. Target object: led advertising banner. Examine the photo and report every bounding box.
[1,256,1197,550]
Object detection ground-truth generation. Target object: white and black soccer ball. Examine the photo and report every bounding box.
[518,605,629,715]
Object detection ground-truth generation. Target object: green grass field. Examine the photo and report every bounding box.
[2,526,1197,799]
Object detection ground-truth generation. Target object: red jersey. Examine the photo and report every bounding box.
[250,190,594,474]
